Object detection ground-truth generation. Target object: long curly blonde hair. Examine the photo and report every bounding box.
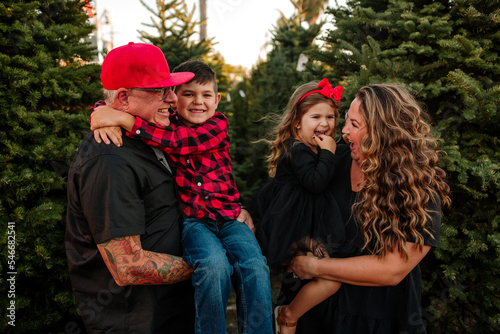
[267,81,340,177]
[353,84,451,259]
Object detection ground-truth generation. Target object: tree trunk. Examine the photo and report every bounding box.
[199,0,207,40]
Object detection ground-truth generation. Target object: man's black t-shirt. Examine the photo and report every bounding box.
[65,131,195,333]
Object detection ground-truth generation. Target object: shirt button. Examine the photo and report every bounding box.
[186,159,190,164]
[197,182,202,186]
[205,196,209,199]
[136,130,141,134]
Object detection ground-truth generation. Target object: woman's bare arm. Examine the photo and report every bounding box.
[290,242,430,286]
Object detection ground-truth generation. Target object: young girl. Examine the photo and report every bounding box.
[255,79,346,334]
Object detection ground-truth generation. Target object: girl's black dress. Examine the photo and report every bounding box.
[255,139,348,266]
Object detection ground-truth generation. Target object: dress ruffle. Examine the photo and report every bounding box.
[255,178,345,265]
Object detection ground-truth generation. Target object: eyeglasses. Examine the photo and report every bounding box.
[128,87,172,101]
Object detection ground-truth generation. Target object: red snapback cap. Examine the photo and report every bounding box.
[101,42,194,90]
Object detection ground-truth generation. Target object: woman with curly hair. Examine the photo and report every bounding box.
[284,84,451,333]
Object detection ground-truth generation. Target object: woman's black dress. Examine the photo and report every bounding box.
[277,144,443,333]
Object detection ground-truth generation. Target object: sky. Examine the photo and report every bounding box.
[96,0,345,68]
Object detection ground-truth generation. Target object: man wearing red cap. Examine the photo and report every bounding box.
[65,42,201,333]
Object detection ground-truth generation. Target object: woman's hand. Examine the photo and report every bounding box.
[289,252,319,280]
[290,243,431,286]
[94,127,123,146]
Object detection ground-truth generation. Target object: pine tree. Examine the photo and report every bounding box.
[317,0,500,332]
[137,0,230,118]
[138,0,213,69]
[294,0,329,25]
[0,0,102,332]
[227,4,328,206]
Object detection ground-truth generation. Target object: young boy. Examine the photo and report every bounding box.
[91,60,273,334]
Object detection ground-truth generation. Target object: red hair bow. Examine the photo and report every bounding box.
[298,78,343,104]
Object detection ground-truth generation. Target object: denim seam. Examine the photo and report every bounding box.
[233,262,248,333]
[221,234,248,334]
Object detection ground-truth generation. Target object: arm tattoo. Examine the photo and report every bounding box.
[97,235,193,286]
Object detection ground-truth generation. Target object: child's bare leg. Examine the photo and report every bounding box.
[279,278,341,334]
[277,237,337,333]
[286,278,341,321]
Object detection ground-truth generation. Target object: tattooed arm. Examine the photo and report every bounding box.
[97,235,193,286]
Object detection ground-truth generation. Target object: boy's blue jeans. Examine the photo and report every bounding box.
[182,217,273,334]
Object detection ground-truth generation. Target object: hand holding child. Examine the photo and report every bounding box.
[289,251,319,281]
[236,208,256,234]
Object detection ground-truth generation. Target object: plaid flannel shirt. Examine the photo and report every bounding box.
[129,111,241,221]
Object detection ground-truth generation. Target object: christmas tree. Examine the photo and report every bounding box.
[137,0,232,125]
[0,0,102,332]
[318,0,500,332]
[138,0,213,70]
[226,2,328,205]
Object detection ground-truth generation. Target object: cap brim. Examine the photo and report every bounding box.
[141,72,195,88]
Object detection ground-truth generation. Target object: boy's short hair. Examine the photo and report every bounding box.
[173,60,217,93]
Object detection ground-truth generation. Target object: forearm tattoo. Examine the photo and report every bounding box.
[98,235,193,286]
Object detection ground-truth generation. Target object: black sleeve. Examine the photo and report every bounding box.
[407,194,442,247]
[423,194,442,247]
[289,142,339,194]
[77,154,146,244]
